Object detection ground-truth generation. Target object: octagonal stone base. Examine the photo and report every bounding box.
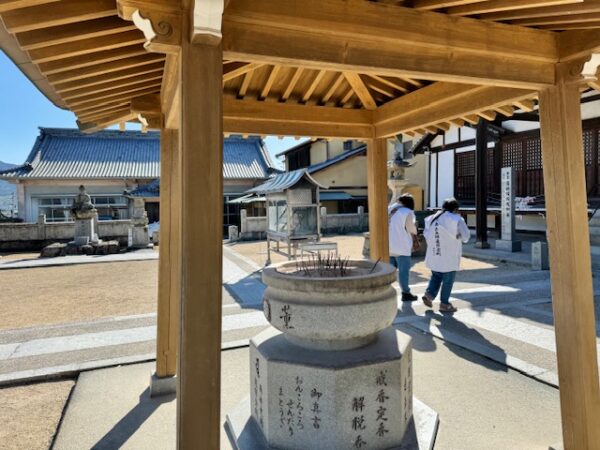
[230,327,429,450]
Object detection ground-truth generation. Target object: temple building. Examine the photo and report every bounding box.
[0,128,277,231]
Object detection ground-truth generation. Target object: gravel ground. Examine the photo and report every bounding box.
[0,260,157,331]
[0,379,74,450]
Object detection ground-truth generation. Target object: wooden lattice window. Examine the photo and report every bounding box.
[584,130,594,165]
[525,139,542,170]
[503,141,523,170]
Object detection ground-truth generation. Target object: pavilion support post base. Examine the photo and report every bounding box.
[149,371,177,397]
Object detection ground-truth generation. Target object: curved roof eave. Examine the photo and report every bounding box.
[0,17,67,110]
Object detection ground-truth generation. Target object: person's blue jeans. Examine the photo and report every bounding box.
[390,255,412,294]
[425,271,457,305]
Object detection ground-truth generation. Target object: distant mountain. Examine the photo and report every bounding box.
[0,161,16,198]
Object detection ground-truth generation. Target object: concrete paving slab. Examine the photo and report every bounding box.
[53,363,176,450]
[54,327,563,450]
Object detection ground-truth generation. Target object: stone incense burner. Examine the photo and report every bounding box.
[226,258,438,450]
[262,260,397,351]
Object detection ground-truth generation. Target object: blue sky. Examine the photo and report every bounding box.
[0,50,299,168]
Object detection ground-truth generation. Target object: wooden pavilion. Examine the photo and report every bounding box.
[1,1,600,448]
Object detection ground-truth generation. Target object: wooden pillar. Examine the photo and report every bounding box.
[177,36,223,449]
[367,138,390,262]
[538,60,600,450]
[170,129,182,368]
[475,118,490,249]
[156,129,178,377]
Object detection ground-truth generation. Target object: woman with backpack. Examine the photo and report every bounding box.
[422,198,470,313]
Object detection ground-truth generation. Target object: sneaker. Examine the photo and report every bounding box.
[401,292,418,302]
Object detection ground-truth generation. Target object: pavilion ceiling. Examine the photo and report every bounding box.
[0,0,599,138]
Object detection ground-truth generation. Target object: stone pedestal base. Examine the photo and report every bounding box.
[531,242,549,270]
[128,225,152,249]
[495,239,522,252]
[149,372,177,397]
[242,327,415,450]
[226,396,438,450]
[74,218,98,244]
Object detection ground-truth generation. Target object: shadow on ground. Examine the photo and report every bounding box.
[91,388,175,450]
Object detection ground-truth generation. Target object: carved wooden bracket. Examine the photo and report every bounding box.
[555,54,600,85]
[117,0,182,54]
[191,0,225,45]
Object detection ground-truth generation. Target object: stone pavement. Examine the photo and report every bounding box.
[53,329,564,450]
[0,248,158,270]
[3,243,599,391]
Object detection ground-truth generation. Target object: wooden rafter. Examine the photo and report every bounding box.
[260,65,280,99]
[321,73,345,105]
[447,0,583,16]
[223,61,261,83]
[1,0,116,33]
[281,67,304,102]
[302,70,326,103]
[26,29,145,63]
[344,72,377,110]
[47,55,164,85]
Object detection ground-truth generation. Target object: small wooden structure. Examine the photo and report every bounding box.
[247,169,326,263]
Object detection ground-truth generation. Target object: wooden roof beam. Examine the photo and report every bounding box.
[259,65,279,100]
[482,2,600,21]
[281,68,304,102]
[16,17,137,50]
[0,0,59,13]
[478,110,497,121]
[38,45,148,75]
[223,97,374,139]
[1,0,116,33]
[61,73,163,101]
[66,83,161,108]
[27,30,145,64]
[78,109,137,134]
[302,70,326,103]
[222,19,555,89]
[447,0,584,16]
[223,62,261,82]
[321,73,345,105]
[412,1,486,11]
[494,105,515,117]
[343,72,377,110]
[224,0,558,62]
[374,82,535,137]
[513,99,536,112]
[53,61,164,92]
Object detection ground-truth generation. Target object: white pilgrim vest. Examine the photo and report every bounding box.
[388,204,415,257]
[424,212,470,273]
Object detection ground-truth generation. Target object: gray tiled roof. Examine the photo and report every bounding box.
[247,169,327,195]
[0,128,276,181]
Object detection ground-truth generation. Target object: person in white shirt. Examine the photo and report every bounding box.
[388,194,418,302]
[422,198,470,313]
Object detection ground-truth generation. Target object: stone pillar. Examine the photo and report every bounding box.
[177,27,223,450]
[496,167,522,252]
[531,242,549,271]
[240,209,247,234]
[538,58,600,449]
[367,138,390,262]
[129,197,150,248]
